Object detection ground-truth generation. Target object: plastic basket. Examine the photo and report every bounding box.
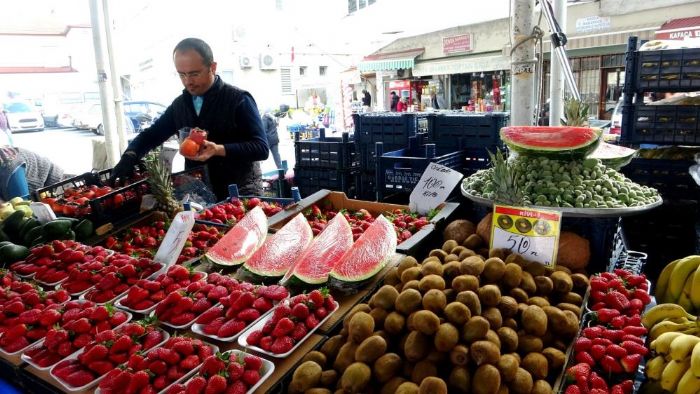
[561,216,624,274]
[294,130,358,170]
[623,104,700,145]
[430,112,509,149]
[462,148,492,176]
[293,167,356,199]
[356,140,404,173]
[353,112,431,145]
[621,158,700,200]
[635,47,700,91]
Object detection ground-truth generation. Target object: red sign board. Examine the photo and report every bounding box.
[655,16,700,40]
[443,34,473,55]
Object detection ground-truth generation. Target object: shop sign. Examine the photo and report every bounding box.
[409,163,463,215]
[490,205,562,267]
[443,34,474,55]
[656,28,700,40]
[575,16,611,34]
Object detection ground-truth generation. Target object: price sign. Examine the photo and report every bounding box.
[153,210,195,269]
[490,205,562,267]
[409,163,463,215]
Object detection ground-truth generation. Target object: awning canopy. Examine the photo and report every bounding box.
[358,48,424,72]
[543,23,659,51]
[412,54,510,77]
[656,16,700,40]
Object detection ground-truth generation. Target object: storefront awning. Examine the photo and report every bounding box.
[543,24,658,51]
[412,54,510,77]
[656,16,700,40]
[358,48,424,72]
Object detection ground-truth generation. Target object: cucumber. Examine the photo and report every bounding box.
[2,211,26,235]
[73,219,94,241]
[23,226,43,246]
[0,244,30,265]
[41,219,74,239]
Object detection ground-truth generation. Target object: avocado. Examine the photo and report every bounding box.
[0,244,30,265]
[42,219,74,239]
[73,219,94,241]
[23,226,43,246]
[31,236,45,246]
[0,230,8,243]
[18,219,41,245]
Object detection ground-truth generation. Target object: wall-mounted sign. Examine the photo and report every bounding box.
[575,16,611,34]
[443,34,474,55]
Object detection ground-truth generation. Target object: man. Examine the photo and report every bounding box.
[390,91,399,112]
[361,89,371,108]
[111,38,269,199]
[262,109,282,170]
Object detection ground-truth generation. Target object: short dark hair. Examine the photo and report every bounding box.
[173,38,214,67]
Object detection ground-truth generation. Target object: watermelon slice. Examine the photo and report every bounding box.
[589,142,637,170]
[329,215,397,294]
[501,126,602,159]
[205,206,267,266]
[240,213,314,280]
[281,213,353,286]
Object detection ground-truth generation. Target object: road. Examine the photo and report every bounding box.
[11,126,297,179]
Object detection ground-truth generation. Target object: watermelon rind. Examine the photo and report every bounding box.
[329,215,397,293]
[242,213,313,279]
[501,126,602,159]
[281,213,353,286]
[589,142,637,170]
[205,206,267,267]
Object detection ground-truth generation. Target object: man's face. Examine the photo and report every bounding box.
[174,49,217,96]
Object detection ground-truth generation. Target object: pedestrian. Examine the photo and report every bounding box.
[0,146,65,200]
[0,99,13,147]
[430,92,440,109]
[390,91,399,112]
[110,37,269,199]
[361,89,371,109]
[262,109,282,170]
[396,97,408,112]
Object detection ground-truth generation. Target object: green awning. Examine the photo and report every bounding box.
[358,48,424,72]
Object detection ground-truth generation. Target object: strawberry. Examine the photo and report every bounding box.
[564,385,581,394]
[291,324,308,341]
[272,317,295,337]
[180,354,201,370]
[590,372,608,390]
[186,376,207,393]
[246,330,263,346]
[621,340,648,356]
[218,319,246,338]
[83,344,109,363]
[590,344,606,361]
[228,361,244,380]
[170,312,196,326]
[621,353,642,373]
[611,385,625,394]
[39,309,62,327]
[270,336,295,354]
[291,303,309,320]
[201,355,225,376]
[632,288,651,305]
[265,284,288,301]
[110,311,129,326]
[259,336,274,351]
[574,351,595,366]
[173,340,195,356]
[65,370,95,387]
[88,360,115,375]
[242,369,260,386]
[129,370,150,392]
[229,381,247,394]
[305,314,319,329]
[621,334,645,345]
[324,294,336,311]
[566,363,591,385]
[600,355,623,374]
[243,355,262,371]
[606,344,628,358]
[19,309,41,324]
[582,326,604,339]
[192,297,213,314]
[205,374,227,394]
[610,315,626,329]
[203,317,225,335]
[314,306,328,320]
[308,290,324,308]
[90,306,111,321]
[605,290,630,311]
[272,304,292,322]
[110,335,133,353]
[252,297,273,312]
[574,337,592,352]
[237,308,261,322]
[622,326,647,337]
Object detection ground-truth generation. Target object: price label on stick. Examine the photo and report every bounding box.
[409,163,463,215]
[153,210,195,269]
[490,205,562,267]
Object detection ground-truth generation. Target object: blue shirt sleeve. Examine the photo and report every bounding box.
[222,94,269,161]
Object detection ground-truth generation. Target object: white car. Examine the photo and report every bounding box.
[73,103,134,135]
[3,101,44,132]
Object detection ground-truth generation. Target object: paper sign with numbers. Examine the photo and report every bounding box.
[409,163,463,215]
[490,205,562,267]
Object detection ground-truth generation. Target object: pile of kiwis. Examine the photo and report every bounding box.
[287,219,589,394]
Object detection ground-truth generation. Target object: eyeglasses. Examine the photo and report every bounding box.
[178,68,209,80]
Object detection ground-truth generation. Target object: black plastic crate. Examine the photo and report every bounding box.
[462,148,492,176]
[636,47,700,91]
[621,158,700,200]
[294,130,357,169]
[623,105,700,144]
[430,112,509,149]
[293,167,356,199]
[357,141,404,172]
[353,112,431,145]
[355,170,377,201]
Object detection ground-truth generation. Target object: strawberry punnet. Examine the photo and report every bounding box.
[165,351,265,394]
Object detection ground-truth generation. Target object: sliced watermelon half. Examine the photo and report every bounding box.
[329,215,397,295]
[501,126,602,159]
[205,205,267,266]
[241,213,313,280]
[280,213,353,286]
[589,142,637,170]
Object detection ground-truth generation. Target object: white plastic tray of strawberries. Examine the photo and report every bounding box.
[191,307,273,343]
[177,349,275,394]
[237,300,339,358]
[78,263,164,305]
[34,275,68,288]
[114,272,208,315]
[50,325,168,392]
[153,302,221,331]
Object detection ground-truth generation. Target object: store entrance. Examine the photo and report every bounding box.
[600,67,625,120]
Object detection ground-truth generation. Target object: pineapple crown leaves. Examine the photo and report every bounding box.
[486,149,524,206]
[562,98,590,127]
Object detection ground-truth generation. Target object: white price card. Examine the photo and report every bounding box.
[30,202,56,224]
[153,210,195,268]
[490,205,562,267]
[409,163,463,215]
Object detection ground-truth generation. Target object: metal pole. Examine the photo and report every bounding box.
[88,0,119,167]
[548,0,566,126]
[102,0,127,153]
[510,0,537,126]
[540,0,580,100]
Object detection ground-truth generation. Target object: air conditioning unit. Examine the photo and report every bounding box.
[259,51,277,70]
[239,55,252,69]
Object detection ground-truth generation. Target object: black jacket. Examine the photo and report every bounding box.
[126,77,269,199]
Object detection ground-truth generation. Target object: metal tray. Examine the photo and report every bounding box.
[461,184,662,218]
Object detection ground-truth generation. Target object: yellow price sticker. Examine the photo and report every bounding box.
[490,205,562,267]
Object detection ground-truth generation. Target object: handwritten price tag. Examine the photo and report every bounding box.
[409,163,463,215]
[153,210,195,269]
[490,205,562,267]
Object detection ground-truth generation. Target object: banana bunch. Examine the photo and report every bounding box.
[656,256,700,312]
[646,332,700,393]
[643,304,699,340]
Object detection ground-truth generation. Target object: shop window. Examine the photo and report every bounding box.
[299,66,307,76]
[348,0,357,13]
[359,0,367,8]
[319,66,327,76]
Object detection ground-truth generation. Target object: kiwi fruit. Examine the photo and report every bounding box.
[461,255,486,276]
[374,353,403,383]
[452,274,480,293]
[478,284,502,307]
[384,311,406,334]
[456,290,482,315]
[498,296,519,318]
[343,304,371,329]
[463,233,483,250]
[472,364,501,394]
[381,377,408,394]
[396,382,420,394]
[419,377,448,394]
[370,307,389,327]
[320,335,344,360]
[426,349,447,363]
[497,327,519,353]
[503,317,518,330]
[444,302,471,326]
[301,351,327,367]
[523,261,546,277]
[304,389,330,394]
[421,260,444,277]
[451,245,468,256]
[459,248,477,260]
[485,329,502,348]
[560,292,583,306]
[442,261,462,282]
[509,288,529,303]
[355,335,387,364]
[429,249,449,261]
[443,288,455,303]
[333,342,358,373]
[434,322,460,352]
[373,285,400,310]
[527,296,550,308]
[401,267,423,284]
[505,253,528,267]
[510,368,533,394]
[443,254,459,263]
[522,353,548,379]
[519,271,537,294]
[522,305,547,336]
[449,366,471,393]
[404,331,430,362]
[570,273,590,291]
[550,271,573,293]
[442,239,459,253]
[482,257,507,283]
[470,340,501,366]
[450,344,469,365]
[395,289,423,315]
[482,307,503,329]
[320,370,338,387]
[558,310,580,339]
[422,289,447,313]
[412,310,441,335]
[534,276,553,295]
[384,267,400,286]
[403,280,420,291]
[542,347,566,371]
[462,316,490,343]
[397,256,419,276]
[557,302,582,317]
[340,362,371,393]
[348,312,375,344]
[517,334,543,353]
[290,361,322,393]
[419,274,446,292]
[532,380,553,394]
[497,354,519,382]
[411,360,438,384]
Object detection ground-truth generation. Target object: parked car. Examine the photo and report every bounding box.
[124,101,167,132]
[72,104,135,135]
[2,101,44,132]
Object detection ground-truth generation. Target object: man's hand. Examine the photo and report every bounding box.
[189,141,224,161]
[109,151,138,186]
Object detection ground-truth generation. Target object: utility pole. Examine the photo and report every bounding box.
[510,0,537,126]
[89,0,119,167]
[548,0,567,126]
[102,0,128,153]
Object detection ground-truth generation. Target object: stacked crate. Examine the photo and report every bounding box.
[292,130,358,198]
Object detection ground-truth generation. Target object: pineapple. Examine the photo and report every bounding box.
[487,149,523,206]
[562,98,589,126]
[143,151,181,218]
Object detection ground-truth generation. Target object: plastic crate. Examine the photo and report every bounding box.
[354,170,376,201]
[293,167,356,199]
[621,158,700,200]
[377,138,466,201]
[623,104,700,144]
[430,112,509,149]
[357,141,404,173]
[635,47,700,91]
[353,112,431,145]
[294,130,357,169]
[462,148,492,176]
